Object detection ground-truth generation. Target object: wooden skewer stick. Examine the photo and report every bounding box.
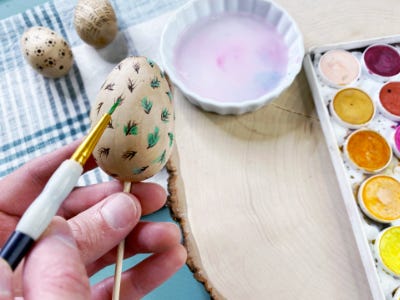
[112,181,132,300]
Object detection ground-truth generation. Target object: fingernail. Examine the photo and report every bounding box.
[0,258,12,296]
[101,193,139,229]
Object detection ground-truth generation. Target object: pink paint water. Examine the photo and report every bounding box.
[173,13,289,103]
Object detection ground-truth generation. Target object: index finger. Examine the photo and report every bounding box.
[0,139,98,216]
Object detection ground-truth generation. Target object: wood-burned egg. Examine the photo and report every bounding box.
[20,26,73,78]
[74,0,118,49]
[90,56,175,182]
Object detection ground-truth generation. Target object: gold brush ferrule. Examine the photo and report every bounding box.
[70,113,111,166]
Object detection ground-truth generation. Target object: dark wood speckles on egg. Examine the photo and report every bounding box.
[44,57,56,68]
[45,39,56,47]
[21,26,73,78]
[58,49,66,57]
[34,47,44,56]
[107,120,114,129]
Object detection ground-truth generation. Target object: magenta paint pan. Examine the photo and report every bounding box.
[362,44,400,80]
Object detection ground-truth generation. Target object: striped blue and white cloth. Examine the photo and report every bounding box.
[0,0,186,185]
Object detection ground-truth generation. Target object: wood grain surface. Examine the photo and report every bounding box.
[168,1,400,299]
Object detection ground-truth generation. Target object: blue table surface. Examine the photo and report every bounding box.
[0,0,210,299]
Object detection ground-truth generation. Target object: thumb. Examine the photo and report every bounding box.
[0,258,13,300]
[22,217,90,300]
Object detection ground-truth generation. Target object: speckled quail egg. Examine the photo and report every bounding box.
[90,56,175,182]
[20,26,73,78]
[74,0,118,49]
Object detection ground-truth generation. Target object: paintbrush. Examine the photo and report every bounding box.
[0,99,121,271]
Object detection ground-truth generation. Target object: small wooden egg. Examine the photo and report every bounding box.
[20,26,73,78]
[90,56,175,182]
[74,0,118,49]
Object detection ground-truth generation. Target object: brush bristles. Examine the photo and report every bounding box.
[108,98,122,115]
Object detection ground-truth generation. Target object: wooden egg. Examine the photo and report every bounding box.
[74,0,118,49]
[20,26,73,78]
[90,56,175,182]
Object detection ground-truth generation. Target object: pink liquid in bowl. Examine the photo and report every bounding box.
[173,13,289,103]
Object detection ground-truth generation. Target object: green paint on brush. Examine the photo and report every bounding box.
[108,97,122,115]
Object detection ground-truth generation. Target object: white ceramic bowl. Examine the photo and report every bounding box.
[160,0,304,115]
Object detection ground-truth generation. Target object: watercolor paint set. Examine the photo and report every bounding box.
[303,36,400,300]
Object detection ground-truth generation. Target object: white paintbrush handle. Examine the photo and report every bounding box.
[17,159,83,239]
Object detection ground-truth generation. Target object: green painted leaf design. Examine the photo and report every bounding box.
[124,120,138,136]
[161,108,170,123]
[133,166,148,174]
[160,70,165,78]
[166,91,172,101]
[152,150,166,164]
[147,127,160,149]
[168,132,174,147]
[150,77,160,89]
[147,58,155,67]
[141,97,153,114]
